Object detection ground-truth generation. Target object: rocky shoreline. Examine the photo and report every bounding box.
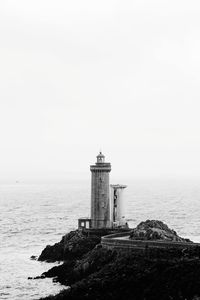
[37,221,200,300]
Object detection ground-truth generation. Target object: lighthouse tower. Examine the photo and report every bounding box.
[90,152,111,228]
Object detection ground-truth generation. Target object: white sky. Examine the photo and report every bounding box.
[1,0,200,182]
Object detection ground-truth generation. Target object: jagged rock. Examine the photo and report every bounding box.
[38,241,64,262]
[30,255,38,260]
[38,230,101,262]
[129,220,192,242]
[62,231,100,260]
[40,246,200,300]
[38,229,125,262]
[38,223,200,300]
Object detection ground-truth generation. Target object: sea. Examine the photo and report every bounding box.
[1,178,200,299]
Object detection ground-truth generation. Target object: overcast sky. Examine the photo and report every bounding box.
[1,0,200,182]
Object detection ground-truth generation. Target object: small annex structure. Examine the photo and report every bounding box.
[78,152,127,230]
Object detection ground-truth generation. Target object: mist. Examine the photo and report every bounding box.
[1,0,200,182]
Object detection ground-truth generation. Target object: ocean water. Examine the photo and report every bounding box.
[1,179,200,299]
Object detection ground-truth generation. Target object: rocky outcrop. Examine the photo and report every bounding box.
[38,229,125,262]
[40,246,200,300]
[129,220,192,242]
[38,230,101,262]
[42,247,116,286]
[38,222,200,300]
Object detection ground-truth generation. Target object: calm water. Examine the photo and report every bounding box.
[1,179,200,299]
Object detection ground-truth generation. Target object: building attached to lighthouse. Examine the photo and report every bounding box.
[110,184,127,228]
[78,152,127,230]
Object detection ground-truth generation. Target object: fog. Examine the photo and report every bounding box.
[1,0,200,182]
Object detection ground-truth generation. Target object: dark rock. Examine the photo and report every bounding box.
[129,219,192,242]
[38,230,101,262]
[38,229,121,262]
[28,275,45,280]
[38,242,64,262]
[39,246,200,300]
[30,255,38,260]
[38,223,200,300]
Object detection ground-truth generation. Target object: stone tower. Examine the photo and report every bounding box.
[90,152,111,228]
[110,185,127,227]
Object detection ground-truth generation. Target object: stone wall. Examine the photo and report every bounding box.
[101,232,199,251]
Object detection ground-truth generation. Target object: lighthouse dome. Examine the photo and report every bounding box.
[96,151,105,163]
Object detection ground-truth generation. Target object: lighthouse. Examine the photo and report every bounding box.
[90,152,111,228]
[78,152,127,230]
